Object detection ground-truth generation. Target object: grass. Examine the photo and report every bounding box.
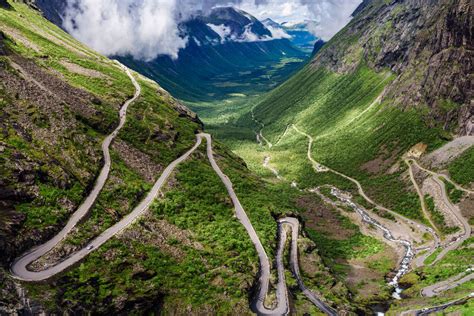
[307,228,384,262]
[300,194,395,308]
[447,146,474,187]
[423,248,442,265]
[20,139,309,313]
[0,1,201,237]
[442,178,464,204]
[368,257,395,274]
[59,150,151,247]
[16,182,84,228]
[212,62,447,222]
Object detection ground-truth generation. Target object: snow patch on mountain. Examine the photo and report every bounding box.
[206,23,233,43]
[265,24,292,40]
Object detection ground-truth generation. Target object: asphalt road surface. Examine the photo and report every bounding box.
[11,62,142,281]
[279,218,337,315]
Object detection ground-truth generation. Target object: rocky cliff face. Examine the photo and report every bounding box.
[312,0,473,136]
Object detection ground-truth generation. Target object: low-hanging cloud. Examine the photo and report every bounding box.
[300,0,362,40]
[63,0,362,61]
[63,0,188,61]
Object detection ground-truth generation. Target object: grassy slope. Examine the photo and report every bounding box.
[205,1,473,312]
[0,2,199,237]
[447,146,474,187]
[0,2,254,314]
[22,140,310,314]
[200,1,473,311]
[223,62,445,221]
[214,1,452,221]
[0,3,342,313]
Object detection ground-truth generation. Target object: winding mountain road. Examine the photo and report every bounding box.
[202,133,291,315]
[254,123,448,294]
[290,125,440,257]
[401,295,473,315]
[257,121,473,305]
[429,176,472,264]
[421,271,474,297]
[12,134,203,281]
[406,158,471,265]
[405,159,439,233]
[12,137,202,281]
[205,133,335,315]
[11,62,141,281]
[279,218,337,316]
[13,123,332,314]
[411,160,474,195]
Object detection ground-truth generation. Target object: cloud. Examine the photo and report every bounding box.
[299,0,362,40]
[63,0,188,61]
[265,25,292,39]
[206,23,232,43]
[63,0,362,60]
[235,0,362,41]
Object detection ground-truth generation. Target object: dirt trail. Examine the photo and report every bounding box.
[290,125,439,258]
[405,159,439,232]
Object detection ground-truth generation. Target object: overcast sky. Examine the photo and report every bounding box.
[63,0,362,60]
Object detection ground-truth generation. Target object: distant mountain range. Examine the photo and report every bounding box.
[116,7,312,102]
[263,18,320,53]
[33,3,316,102]
[185,7,277,45]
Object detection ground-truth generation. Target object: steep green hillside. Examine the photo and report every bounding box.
[216,0,472,220]
[17,140,297,314]
[121,40,308,103]
[0,2,353,314]
[0,1,200,262]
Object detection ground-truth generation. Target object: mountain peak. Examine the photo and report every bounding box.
[182,6,275,46]
[208,6,257,23]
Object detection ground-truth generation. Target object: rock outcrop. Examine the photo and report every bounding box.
[311,0,473,135]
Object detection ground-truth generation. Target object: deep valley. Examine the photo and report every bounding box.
[0,0,473,315]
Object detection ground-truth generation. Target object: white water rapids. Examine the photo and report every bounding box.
[329,187,414,299]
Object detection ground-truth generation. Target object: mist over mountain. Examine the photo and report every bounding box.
[262,18,320,52]
[35,0,361,60]
[117,7,309,102]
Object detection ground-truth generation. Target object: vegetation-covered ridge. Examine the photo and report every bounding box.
[1,2,341,314]
[203,1,474,312]
[216,0,472,222]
